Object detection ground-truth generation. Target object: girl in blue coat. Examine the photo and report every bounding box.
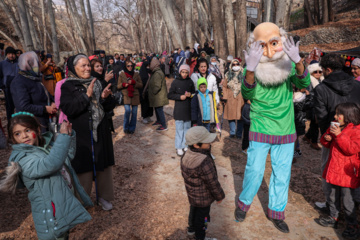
[0,112,92,240]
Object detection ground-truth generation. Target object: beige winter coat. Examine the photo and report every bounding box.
[222,60,244,120]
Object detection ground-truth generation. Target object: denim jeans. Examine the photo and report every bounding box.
[202,122,211,132]
[175,120,191,149]
[155,106,166,128]
[228,119,244,138]
[124,105,138,132]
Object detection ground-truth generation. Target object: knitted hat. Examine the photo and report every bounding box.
[179,64,190,73]
[197,77,207,90]
[307,61,322,74]
[227,55,233,61]
[100,50,105,54]
[352,58,360,67]
[46,53,52,58]
[5,47,16,55]
[185,126,217,146]
[210,54,217,61]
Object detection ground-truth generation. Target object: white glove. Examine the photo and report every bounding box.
[243,41,263,72]
[283,36,301,63]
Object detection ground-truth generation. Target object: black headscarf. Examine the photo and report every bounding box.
[123,61,134,76]
[66,53,87,78]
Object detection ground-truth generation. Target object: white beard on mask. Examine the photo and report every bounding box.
[254,51,293,87]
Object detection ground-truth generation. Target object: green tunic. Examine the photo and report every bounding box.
[241,63,310,144]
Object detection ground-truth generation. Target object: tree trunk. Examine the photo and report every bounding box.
[17,0,34,51]
[304,0,314,27]
[264,0,273,22]
[322,0,329,23]
[209,0,228,59]
[86,0,96,51]
[184,0,193,47]
[314,0,320,25]
[195,0,210,42]
[275,0,293,31]
[0,0,25,47]
[258,0,263,23]
[47,0,60,63]
[156,0,184,49]
[26,0,41,50]
[328,0,334,21]
[235,0,247,59]
[40,0,47,51]
[224,0,235,56]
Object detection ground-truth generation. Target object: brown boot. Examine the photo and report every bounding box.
[310,142,321,150]
[302,136,311,144]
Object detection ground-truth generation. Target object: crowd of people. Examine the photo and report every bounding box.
[0,22,360,239]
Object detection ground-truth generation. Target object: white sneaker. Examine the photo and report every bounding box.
[315,201,327,209]
[211,153,216,160]
[99,197,113,211]
[204,237,217,240]
[177,149,184,156]
[142,118,149,124]
[183,147,188,152]
[146,117,152,122]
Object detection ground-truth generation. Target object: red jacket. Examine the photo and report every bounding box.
[321,123,360,188]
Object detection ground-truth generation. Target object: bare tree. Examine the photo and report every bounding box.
[47,0,60,62]
[224,0,235,56]
[209,0,228,59]
[0,29,17,48]
[304,0,315,27]
[235,0,247,59]
[156,0,184,49]
[17,0,34,51]
[184,0,193,47]
[40,0,47,51]
[86,0,96,51]
[264,0,274,22]
[0,0,25,47]
[275,0,293,31]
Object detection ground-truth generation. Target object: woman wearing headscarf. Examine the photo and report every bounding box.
[146,57,169,131]
[117,59,143,134]
[222,59,244,138]
[60,54,116,211]
[10,51,57,131]
[351,58,360,81]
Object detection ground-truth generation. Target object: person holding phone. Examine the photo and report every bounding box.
[117,60,143,134]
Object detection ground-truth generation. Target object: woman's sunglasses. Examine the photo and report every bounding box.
[313,70,322,74]
[233,63,240,66]
[127,65,133,67]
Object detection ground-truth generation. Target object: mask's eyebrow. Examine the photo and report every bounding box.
[257,40,266,45]
[268,37,280,42]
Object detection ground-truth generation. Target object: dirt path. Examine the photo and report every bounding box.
[0,86,352,239]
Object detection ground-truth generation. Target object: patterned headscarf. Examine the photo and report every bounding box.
[18,51,40,78]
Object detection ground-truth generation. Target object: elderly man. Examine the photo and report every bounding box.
[234,22,310,233]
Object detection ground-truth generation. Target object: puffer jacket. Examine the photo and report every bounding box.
[6,132,92,240]
[314,71,360,135]
[321,123,360,188]
[181,148,225,207]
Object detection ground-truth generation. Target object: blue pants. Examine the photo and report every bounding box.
[228,119,244,138]
[202,122,211,132]
[238,141,294,219]
[124,105,138,132]
[175,120,191,149]
[155,106,166,128]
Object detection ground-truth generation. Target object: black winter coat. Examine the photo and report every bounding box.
[314,71,360,135]
[167,76,195,121]
[10,74,49,128]
[60,80,116,174]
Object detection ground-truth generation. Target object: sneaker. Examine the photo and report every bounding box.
[315,215,338,228]
[152,122,161,126]
[183,147,188,152]
[177,149,184,156]
[204,237,217,240]
[315,202,330,214]
[98,198,113,211]
[342,224,360,239]
[234,207,247,222]
[142,118,149,124]
[156,126,168,131]
[293,150,302,158]
[210,153,216,160]
[187,226,195,236]
[242,149,247,155]
[146,117,152,122]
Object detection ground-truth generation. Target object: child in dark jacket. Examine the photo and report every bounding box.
[168,64,195,156]
[315,103,360,239]
[191,77,219,132]
[181,126,225,240]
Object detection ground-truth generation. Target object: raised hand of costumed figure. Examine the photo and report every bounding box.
[243,41,263,72]
[283,36,301,64]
